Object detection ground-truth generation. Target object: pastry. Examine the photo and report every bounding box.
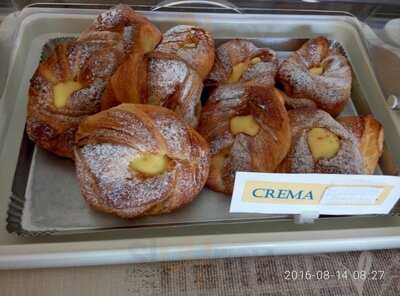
[96,5,161,109]
[198,84,291,194]
[74,104,210,218]
[146,25,215,128]
[277,36,352,117]
[277,108,364,174]
[338,115,384,174]
[103,25,214,127]
[27,39,123,158]
[207,39,278,88]
[27,5,161,158]
[277,88,318,110]
[154,25,215,80]
[147,51,204,128]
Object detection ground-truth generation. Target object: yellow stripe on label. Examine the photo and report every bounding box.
[242,181,393,206]
[374,186,393,205]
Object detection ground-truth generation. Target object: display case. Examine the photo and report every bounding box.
[0,0,400,269]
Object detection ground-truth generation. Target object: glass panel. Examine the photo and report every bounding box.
[11,1,400,21]
[0,0,15,15]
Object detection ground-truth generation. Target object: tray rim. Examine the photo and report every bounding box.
[1,225,400,270]
[1,6,400,268]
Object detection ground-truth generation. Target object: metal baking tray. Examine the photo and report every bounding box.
[1,6,400,268]
[6,36,377,236]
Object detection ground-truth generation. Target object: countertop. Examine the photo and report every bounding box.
[1,249,399,296]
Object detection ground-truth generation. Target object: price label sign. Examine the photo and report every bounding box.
[230,172,400,215]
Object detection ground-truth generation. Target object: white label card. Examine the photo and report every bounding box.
[230,172,400,216]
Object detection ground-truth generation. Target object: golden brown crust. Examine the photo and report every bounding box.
[198,85,291,194]
[100,54,150,110]
[74,104,210,218]
[98,5,162,108]
[277,108,364,174]
[277,88,317,110]
[277,36,352,117]
[146,25,214,128]
[207,39,278,88]
[27,39,124,158]
[155,25,215,80]
[147,51,203,128]
[338,115,384,174]
[27,5,161,158]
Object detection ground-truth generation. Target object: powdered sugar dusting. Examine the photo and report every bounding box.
[148,55,203,127]
[211,84,245,102]
[199,82,290,193]
[147,24,212,127]
[241,61,277,86]
[79,143,173,210]
[155,25,215,78]
[164,25,197,35]
[28,5,142,157]
[75,106,210,217]
[287,108,364,174]
[222,134,252,189]
[99,109,161,152]
[67,41,105,76]
[33,40,121,118]
[93,5,124,30]
[199,84,244,154]
[86,49,122,79]
[152,113,191,159]
[176,70,203,127]
[207,39,278,87]
[122,25,137,52]
[209,131,234,155]
[67,80,105,114]
[148,57,188,103]
[30,38,124,124]
[278,37,352,115]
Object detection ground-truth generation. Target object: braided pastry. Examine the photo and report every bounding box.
[27,5,161,158]
[198,84,291,194]
[27,39,123,158]
[101,25,214,127]
[74,104,210,218]
[147,25,215,127]
[277,36,352,117]
[147,51,204,128]
[155,25,215,80]
[96,5,162,109]
[277,108,364,174]
[207,39,278,88]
